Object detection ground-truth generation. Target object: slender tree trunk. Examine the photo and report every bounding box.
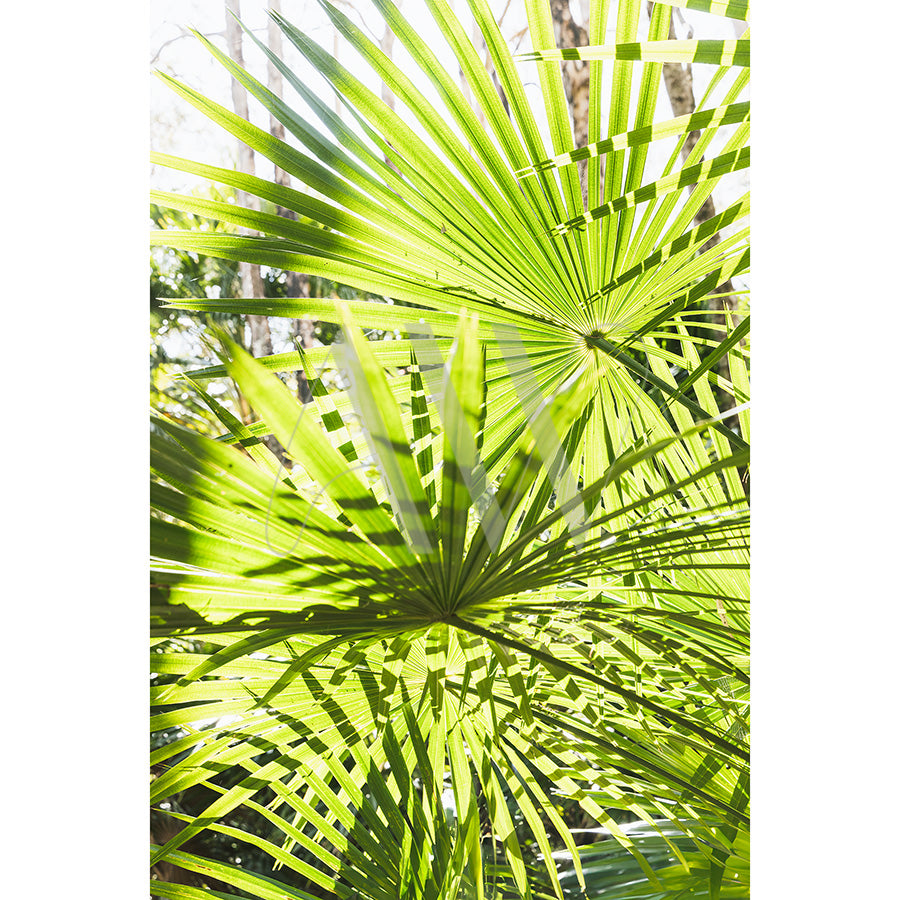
[657,14,718,224]
[446,0,476,127]
[265,2,289,203]
[379,2,404,175]
[267,0,314,402]
[150,768,206,893]
[380,11,398,111]
[225,0,271,362]
[150,816,205,892]
[470,9,510,122]
[649,3,743,392]
[225,1,290,463]
[550,0,591,207]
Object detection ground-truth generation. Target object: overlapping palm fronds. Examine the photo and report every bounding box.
[152,0,749,483]
[150,1,750,897]
[152,310,748,898]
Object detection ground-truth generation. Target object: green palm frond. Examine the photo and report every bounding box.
[152,309,748,898]
[151,0,749,484]
[150,2,750,897]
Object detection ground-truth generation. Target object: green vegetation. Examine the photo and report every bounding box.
[150,2,750,897]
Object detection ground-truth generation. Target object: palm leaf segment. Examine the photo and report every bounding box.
[150,1,750,897]
[152,309,748,899]
[151,0,750,490]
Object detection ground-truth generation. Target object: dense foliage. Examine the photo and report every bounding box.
[150,2,750,897]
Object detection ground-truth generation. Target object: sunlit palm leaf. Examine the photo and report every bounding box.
[151,0,749,495]
[152,311,748,897]
[150,2,750,897]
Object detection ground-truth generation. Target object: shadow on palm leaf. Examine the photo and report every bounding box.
[151,307,748,898]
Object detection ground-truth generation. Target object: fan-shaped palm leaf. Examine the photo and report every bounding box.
[150,0,750,492]
[151,309,748,898]
[150,2,750,897]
